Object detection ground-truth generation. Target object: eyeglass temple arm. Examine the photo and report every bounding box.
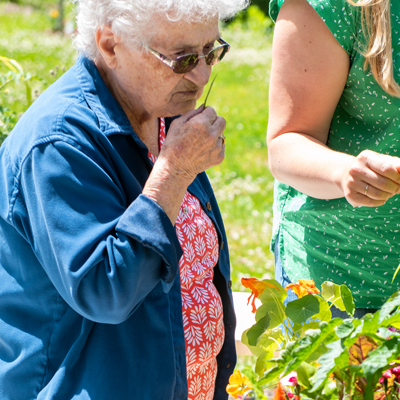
[145,47,176,68]
[217,38,230,50]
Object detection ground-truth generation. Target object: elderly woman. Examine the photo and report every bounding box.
[0,0,247,399]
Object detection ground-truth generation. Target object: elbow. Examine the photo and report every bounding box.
[75,297,138,324]
[266,135,283,180]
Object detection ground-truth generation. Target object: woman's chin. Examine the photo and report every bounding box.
[167,99,199,116]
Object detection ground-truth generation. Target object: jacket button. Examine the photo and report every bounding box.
[220,241,224,250]
[227,364,230,368]
[206,202,212,211]
[228,280,232,289]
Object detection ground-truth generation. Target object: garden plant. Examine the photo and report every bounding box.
[230,277,400,399]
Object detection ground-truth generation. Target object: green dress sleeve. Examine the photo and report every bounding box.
[269,0,360,55]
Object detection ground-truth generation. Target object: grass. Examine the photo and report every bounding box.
[0,2,275,291]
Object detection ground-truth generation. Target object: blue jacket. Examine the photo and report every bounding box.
[0,56,236,400]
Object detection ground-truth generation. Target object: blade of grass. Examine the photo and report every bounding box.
[392,263,400,284]
[203,73,218,107]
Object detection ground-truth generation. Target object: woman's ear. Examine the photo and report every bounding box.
[95,25,120,69]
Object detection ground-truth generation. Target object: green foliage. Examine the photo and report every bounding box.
[0,55,46,136]
[237,279,400,399]
[228,5,273,33]
[251,0,270,17]
[0,2,76,137]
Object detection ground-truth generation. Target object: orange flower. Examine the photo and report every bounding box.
[285,279,320,299]
[226,370,253,399]
[241,277,280,313]
[49,9,60,18]
[273,382,287,400]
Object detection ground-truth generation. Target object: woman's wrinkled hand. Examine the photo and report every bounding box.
[342,150,400,207]
[158,105,226,183]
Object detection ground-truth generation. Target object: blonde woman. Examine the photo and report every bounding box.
[267,0,400,316]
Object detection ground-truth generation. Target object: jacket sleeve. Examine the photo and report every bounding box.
[12,139,182,324]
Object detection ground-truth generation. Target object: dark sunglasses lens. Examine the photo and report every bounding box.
[173,54,199,74]
[206,45,228,66]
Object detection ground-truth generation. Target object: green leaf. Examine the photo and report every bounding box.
[0,56,23,73]
[241,328,266,357]
[258,319,341,387]
[257,326,285,349]
[341,285,355,316]
[255,302,285,330]
[255,350,278,376]
[258,279,287,304]
[379,290,400,324]
[312,295,332,322]
[321,281,345,311]
[310,339,344,392]
[296,362,317,390]
[246,313,271,346]
[362,337,400,398]
[301,379,338,400]
[392,263,400,284]
[361,311,380,336]
[336,320,355,339]
[286,295,320,324]
[321,281,354,315]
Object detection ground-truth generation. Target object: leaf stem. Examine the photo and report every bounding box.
[203,73,218,107]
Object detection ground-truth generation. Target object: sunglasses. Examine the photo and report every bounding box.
[144,38,230,74]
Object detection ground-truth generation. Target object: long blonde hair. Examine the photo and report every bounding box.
[348,0,400,97]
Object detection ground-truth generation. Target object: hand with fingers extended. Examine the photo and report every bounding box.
[159,104,226,183]
[342,150,400,207]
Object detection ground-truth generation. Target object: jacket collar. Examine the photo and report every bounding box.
[75,55,141,139]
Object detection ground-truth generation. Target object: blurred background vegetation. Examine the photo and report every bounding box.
[0,0,274,292]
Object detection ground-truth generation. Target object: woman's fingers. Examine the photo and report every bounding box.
[343,150,400,207]
[359,150,400,187]
[159,105,226,178]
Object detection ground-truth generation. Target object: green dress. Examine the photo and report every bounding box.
[269,0,400,308]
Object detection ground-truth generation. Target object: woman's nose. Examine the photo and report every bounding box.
[184,57,211,88]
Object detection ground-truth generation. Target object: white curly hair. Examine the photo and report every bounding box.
[73,0,249,60]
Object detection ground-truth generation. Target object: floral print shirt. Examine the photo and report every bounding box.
[148,118,225,399]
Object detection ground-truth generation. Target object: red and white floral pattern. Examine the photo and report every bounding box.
[149,119,225,400]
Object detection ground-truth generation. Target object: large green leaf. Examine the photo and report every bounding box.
[341,285,355,316]
[241,328,265,357]
[381,311,400,329]
[246,313,271,346]
[379,290,400,324]
[301,379,339,400]
[255,302,285,329]
[256,327,285,348]
[258,279,287,305]
[296,362,317,390]
[321,281,354,315]
[312,295,332,322]
[254,350,276,376]
[258,319,341,387]
[286,295,320,324]
[293,320,341,368]
[336,320,355,339]
[361,312,380,336]
[362,337,400,400]
[310,339,344,392]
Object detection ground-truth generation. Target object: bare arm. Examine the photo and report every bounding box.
[267,0,400,207]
